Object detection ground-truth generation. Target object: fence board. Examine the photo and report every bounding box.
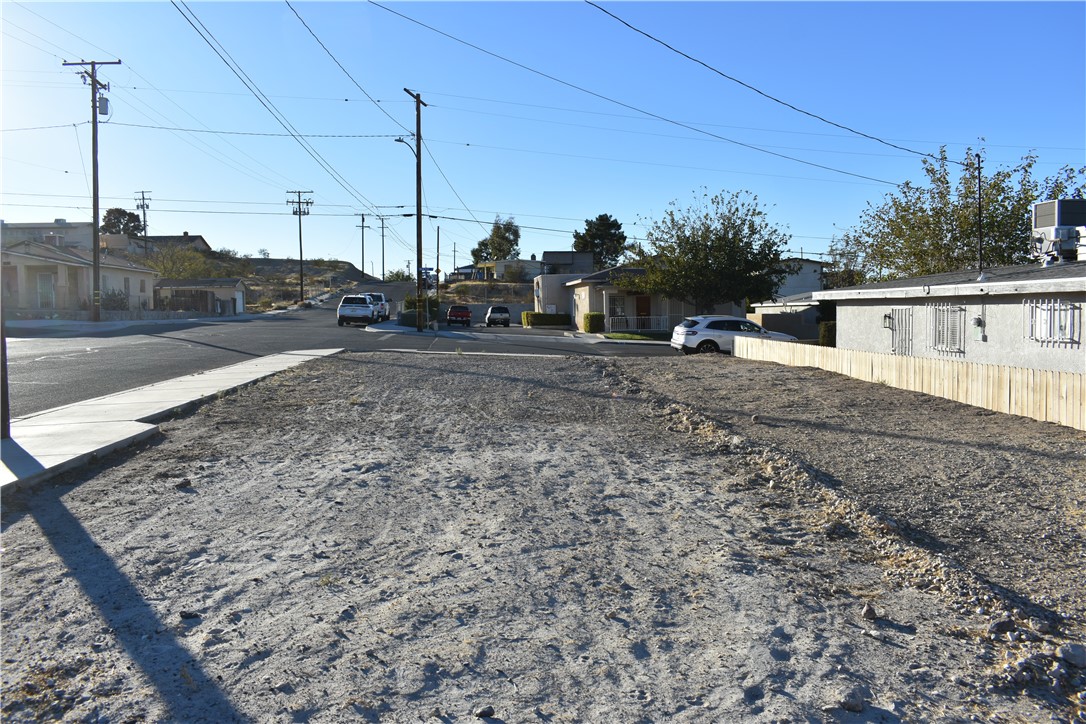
[734,338,1085,432]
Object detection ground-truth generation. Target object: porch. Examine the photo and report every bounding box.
[605,314,685,333]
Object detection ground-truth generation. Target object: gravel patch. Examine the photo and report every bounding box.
[2,351,1083,722]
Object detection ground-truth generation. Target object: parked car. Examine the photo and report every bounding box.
[363,292,390,321]
[337,294,377,326]
[446,304,472,327]
[670,315,797,354]
[485,305,511,328]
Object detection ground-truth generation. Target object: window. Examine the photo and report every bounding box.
[608,296,626,318]
[140,279,147,294]
[929,303,965,354]
[889,308,913,356]
[1024,299,1080,345]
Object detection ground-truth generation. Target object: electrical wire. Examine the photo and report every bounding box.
[171,0,381,214]
[368,0,898,186]
[284,0,411,136]
[586,1,941,163]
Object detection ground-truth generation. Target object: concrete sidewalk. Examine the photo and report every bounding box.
[1,349,343,491]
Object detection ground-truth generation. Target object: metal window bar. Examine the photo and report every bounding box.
[1025,299,1079,344]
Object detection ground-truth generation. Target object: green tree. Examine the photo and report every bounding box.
[100,207,145,236]
[471,216,521,265]
[385,268,412,282]
[573,213,629,270]
[145,245,215,278]
[829,148,1086,282]
[623,189,791,312]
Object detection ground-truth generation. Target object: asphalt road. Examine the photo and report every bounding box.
[4,306,673,417]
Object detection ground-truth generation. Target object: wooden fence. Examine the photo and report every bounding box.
[733,338,1086,432]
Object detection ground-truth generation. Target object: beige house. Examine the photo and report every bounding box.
[535,267,742,332]
[1,240,157,317]
[154,278,247,315]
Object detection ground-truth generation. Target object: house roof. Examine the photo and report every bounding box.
[564,265,646,287]
[1,240,156,273]
[156,278,245,289]
[814,261,1086,301]
[142,234,208,244]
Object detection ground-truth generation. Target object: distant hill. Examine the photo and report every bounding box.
[246,257,375,284]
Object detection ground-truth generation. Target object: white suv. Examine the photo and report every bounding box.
[670,315,796,354]
[337,295,377,326]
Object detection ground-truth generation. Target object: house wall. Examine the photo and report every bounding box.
[776,260,825,298]
[836,292,1086,373]
[534,274,580,315]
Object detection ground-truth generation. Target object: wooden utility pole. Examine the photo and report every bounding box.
[287,191,313,303]
[404,88,427,332]
[64,59,121,321]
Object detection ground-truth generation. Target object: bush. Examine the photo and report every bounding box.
[100,289,130,311]
[403,295,439,317]
[819,321,837,347]
[524,312,571,327]
[584,312,604,333]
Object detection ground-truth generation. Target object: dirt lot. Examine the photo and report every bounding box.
[2,351,1084,722]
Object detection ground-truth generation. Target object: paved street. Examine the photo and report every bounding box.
[4,306,672,417]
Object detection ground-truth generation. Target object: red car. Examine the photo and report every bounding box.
[446,305,472,327]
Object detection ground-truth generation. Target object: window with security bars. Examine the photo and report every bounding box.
[890,307,912,356]
[929,303,965,354]
[1024,299,1080,344]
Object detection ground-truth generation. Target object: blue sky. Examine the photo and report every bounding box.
[3,1,1084,278]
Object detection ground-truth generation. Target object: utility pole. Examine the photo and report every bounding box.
[380,216,387,281]
[134,190,151,253]
[356,214,371,280]
[64,59,121,322]
[975,153,986,282]
[287,191,313,303]
[404,88,427,332]
[435,226,441,318]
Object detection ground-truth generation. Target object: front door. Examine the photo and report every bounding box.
[36,272,56,309]
[636,295,651,329]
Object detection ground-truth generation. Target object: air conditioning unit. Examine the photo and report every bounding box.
[1032,225,1083,263]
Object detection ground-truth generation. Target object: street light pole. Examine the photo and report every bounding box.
[404,88,427,332]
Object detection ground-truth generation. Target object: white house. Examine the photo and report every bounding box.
[813,261,1086,373]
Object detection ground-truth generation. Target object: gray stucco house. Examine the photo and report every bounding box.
[813,261,1085,373]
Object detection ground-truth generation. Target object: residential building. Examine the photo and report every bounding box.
[1,240,157,316]
[1,219,94,250]
[155,278,247,315]
[812,261,1085,373]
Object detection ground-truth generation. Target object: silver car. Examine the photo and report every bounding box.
[670,315,797,354]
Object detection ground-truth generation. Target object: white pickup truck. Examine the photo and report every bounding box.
[337,294,378,326]
[363,292,390,322]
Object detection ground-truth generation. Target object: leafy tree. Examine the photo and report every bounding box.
[385,268,412,282]
[144,245,216,278]
[573,213,629,270]
[471,216,521,265]
[623,189,791,312]
[829,148,1086,282]
[257,248,270,259]
[100,207,145,236]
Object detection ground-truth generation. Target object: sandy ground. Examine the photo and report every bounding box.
[2,351,1084,723]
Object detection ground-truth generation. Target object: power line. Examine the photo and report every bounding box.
[586,1,941,163]
[171,0,381,213]
[368,0,898,186]
[109,122,401,138]
[284,0,411,136]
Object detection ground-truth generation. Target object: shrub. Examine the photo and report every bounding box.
[100,289,130,311]
[524,312,571,327]
[584,312,604,333]
[403,295,439,317]
[819,321,837,347]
